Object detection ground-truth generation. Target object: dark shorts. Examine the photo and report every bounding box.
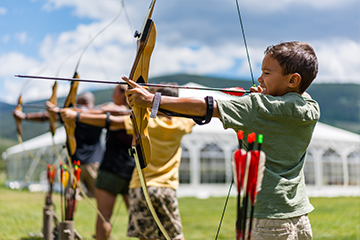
[95,170,130,195]
[127,187,183,240]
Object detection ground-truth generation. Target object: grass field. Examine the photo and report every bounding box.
[0,174,359,240]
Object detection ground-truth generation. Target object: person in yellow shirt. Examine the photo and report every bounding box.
[61,83,195,240]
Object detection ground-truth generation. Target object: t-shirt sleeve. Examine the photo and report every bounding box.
[181,118,196,134]
[216,95,258,131]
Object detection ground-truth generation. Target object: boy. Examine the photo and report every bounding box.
[123,41,320,239]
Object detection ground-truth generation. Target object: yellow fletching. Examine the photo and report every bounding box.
[62,171,69,187]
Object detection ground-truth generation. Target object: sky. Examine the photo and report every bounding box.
[0,0,359,104]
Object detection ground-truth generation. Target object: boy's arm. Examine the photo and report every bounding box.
[122,76,221,118]
[60,108,126,130]
[13,110,51,122]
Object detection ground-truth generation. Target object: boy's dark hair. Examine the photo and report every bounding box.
[149,82,179,97]
[117,84,127,93]
[264,41,318,93]
[77,92,95,106]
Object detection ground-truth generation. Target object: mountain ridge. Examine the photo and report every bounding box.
[1,74,359,144]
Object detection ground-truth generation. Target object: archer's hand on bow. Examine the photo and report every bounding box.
[60,108,77,121]
[13,109,26,120]
[122,76,154,109]
[45,101,60,114]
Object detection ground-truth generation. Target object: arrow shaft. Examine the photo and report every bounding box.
[15,75,250,94]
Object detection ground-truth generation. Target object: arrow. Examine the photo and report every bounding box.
[247,134,265,240]
[15,74,251,96]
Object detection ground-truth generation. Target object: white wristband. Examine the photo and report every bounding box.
[150,92,161,118]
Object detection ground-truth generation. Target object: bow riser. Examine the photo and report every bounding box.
[129,18,156,169]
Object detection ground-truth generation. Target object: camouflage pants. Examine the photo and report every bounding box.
[127,187,184,240]
[245,214,312,240]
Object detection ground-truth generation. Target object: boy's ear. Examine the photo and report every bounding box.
[288,73,301,88]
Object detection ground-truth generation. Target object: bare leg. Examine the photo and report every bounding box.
[122,193,130,210]
[95,188,116,240]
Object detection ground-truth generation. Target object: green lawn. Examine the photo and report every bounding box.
[0,175,359,240]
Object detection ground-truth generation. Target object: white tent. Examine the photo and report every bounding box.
[3,83,360,197]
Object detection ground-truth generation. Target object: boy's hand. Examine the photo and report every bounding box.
[13,110,26,120]
[122,76,154,108]
[45,101,60,113]
[60,108,77,121]
[250,85,263,93]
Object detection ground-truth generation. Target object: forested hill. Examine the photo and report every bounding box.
[0,74,359,144]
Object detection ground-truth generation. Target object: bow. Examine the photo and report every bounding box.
[62,0,127,156]
[62,72,79,157]
[13,82,49,169]
[57,2,130,234]
[127,1,170,239]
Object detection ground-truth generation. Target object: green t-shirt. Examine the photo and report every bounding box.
[216,92,320,219]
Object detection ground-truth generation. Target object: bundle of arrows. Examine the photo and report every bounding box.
[45,164,56,206]
[231,131,266,240]
[60,161,81,221]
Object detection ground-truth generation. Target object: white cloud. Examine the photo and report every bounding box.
[0,52,48,103]
[0,7,7,15]
[0,52,41,76]
[314,38,360,83]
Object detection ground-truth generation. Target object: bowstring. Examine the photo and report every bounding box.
[214,180,233,240]
[235,0,256,87]
[214,2,256,236]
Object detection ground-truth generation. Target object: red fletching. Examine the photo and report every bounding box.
[221,87,245,97]
[248,132,256,144]
[77,160,80,166]
[77,168,81,182]
[233,149,247,193]
[50,169,56,184]
[237,130,243,140]
[248,151,260,204]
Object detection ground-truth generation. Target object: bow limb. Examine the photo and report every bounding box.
[13,94,48,177]
[14,95,23,139]
[47,81,58,136]
[128,1,170,239]
[63,72,79,157]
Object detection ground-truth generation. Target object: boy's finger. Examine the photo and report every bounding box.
[121,76,139,88]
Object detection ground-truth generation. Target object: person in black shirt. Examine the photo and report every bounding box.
[60,85,134,240]
[14,92,104,198]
